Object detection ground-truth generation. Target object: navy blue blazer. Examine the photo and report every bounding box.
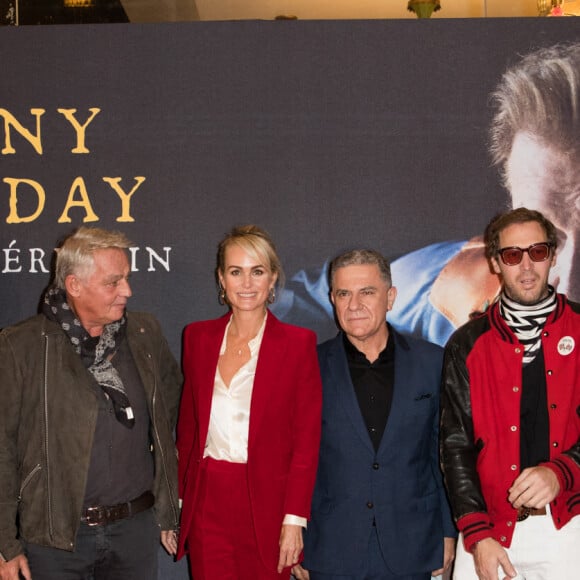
[303,328,456,576]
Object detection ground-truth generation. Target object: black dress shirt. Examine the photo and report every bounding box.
[343,329,395,452]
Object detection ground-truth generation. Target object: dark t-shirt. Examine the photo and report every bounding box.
[83,337,154,507]
[520,348,550,471]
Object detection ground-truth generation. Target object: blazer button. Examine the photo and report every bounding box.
[372,462,379,470]
[366,501,374,509]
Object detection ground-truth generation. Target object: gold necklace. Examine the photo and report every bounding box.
[228,339,247,357]
[228,315,263,357]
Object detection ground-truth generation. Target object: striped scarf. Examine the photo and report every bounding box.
[499,286,557,365]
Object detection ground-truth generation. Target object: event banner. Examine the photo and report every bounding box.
[1,18,578,355]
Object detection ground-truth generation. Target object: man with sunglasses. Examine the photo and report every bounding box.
[440,207,580,580]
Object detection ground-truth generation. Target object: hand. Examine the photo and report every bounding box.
[432,536,456,576]
[277,524,303,573]
[0,554,31,580]
[472,537,516,580]
[160,530,178,556]
[508,466,560,509]
[291,563,310,580]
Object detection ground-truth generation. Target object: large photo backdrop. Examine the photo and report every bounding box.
[1,17,580,579]
[2,19,578,357]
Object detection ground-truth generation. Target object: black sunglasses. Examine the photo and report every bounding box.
[498,242,553,266]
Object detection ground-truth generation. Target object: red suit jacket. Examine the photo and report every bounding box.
[176,312,322,570]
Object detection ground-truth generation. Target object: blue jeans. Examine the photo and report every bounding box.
[25,508,159,580]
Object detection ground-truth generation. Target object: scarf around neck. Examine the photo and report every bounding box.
[42,286,135,428]
[499,286,557,366]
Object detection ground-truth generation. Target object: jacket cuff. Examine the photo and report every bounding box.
[457,512,494,553]
[0,539,24,564]
[543,456,578,492]
[283,514,307,528]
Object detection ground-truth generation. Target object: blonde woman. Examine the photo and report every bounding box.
[173,225,322,579]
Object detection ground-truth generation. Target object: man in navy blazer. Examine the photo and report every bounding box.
[293,249,456,580]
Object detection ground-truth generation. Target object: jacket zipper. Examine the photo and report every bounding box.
[149,355,179,528]
[0,460,40,560]
[43,333,54,539]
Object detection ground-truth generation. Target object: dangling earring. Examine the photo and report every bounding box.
[218,285,226,306]
[267,287,276,304]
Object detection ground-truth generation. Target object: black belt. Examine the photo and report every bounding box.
[81,491,154,526]
[516,506,547,522]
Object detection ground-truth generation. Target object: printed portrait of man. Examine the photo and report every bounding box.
[272,42,580,347]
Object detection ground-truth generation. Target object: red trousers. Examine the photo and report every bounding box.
[187,457,290,580]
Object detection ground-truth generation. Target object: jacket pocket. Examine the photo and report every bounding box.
[18,464,41,501]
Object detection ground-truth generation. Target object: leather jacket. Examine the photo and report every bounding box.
[0,312,182,561]
[440,296,580,551]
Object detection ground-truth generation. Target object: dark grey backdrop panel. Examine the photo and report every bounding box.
[0,18,574,351]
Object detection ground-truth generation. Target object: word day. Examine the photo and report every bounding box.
[1,108,146,224]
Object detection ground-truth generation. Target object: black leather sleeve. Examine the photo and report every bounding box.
[440,319,489,521]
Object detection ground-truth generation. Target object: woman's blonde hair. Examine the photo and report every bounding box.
[215,225,285,290]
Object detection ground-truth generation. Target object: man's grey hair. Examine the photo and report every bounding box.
[54,226,132,289]
[490,42,580,184]
[329,249,392,289]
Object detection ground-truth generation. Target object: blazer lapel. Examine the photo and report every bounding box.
[325,335,375,454]
[376,329,411,456]
[247,313,287,450]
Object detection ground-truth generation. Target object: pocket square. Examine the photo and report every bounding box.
[414,393,432,401]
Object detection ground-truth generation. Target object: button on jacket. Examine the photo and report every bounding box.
[441,295,580,552]
[304,329,455,576]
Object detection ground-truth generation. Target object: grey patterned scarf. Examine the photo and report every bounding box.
[42,286,135,428]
